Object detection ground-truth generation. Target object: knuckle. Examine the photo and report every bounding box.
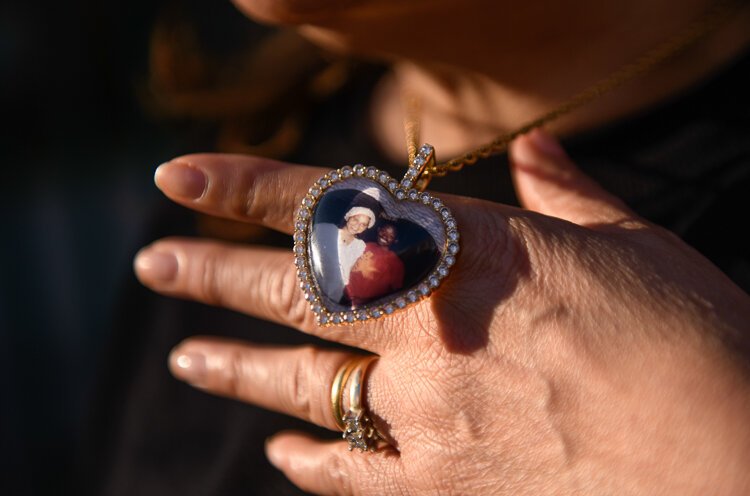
[240,174,263,222]
[242,170,299,228]
[470,209,514,267]
[222,348,246,398]
[322,452,356,496]
[268,261,312,328]
[197,249,228,307]
[460,208,531,287]
[286,346,318,420]
[506,214,565,281]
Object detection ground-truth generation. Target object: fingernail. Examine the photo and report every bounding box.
[169,350,207,386]
[134,249,178,283]
[155,161,207,199]
[527,129,567,159]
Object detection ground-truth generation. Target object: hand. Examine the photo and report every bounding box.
[134,130,750,495]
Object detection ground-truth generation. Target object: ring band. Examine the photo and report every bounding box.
[330,358,356,431]
[330,355,382,452]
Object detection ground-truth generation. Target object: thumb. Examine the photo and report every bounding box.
[509,129,638,228]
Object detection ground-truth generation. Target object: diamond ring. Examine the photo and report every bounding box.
[330,356,382,452]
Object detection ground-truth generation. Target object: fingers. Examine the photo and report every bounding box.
[170,339,403,494]
[169,339,383,432]
[266,431,402,496]
[154,154,328,234]
[152,150,519,275]
[509,129,644,230]
[135,238,313,328]
[134,238,389,351]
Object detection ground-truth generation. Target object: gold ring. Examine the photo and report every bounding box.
[330,358,357,431]
[330,355,382,452]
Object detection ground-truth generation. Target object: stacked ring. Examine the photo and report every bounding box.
[330,356,382,452]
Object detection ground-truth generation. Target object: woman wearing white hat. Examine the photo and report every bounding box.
[310,201,377,306]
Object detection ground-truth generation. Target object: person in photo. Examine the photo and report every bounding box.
[310,204,376,304]
[346,220,405,306]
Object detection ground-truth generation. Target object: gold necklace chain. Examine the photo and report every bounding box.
[404,0,745,186]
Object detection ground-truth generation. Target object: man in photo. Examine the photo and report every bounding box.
[345,220,405,307]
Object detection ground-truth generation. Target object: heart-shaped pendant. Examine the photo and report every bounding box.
[293,145,460,326]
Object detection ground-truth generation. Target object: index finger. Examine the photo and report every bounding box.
[155,153,328,234]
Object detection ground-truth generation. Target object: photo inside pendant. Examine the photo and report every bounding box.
[309,178,445,313]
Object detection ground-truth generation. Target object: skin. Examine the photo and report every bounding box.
[343,213,370,241]
[137,130,750,494]
[133,1,750,493]
[233,0,750,160]
[376,225,396,247]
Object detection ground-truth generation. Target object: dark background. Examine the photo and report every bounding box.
[0,1,262,493]
[4,2,749,494]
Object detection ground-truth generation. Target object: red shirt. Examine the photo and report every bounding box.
[345,242,404,306]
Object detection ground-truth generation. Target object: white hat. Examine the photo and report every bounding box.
[361,187,381,202]
[344,206,376,228]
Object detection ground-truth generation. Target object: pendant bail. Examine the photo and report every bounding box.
[401,143,435,192]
